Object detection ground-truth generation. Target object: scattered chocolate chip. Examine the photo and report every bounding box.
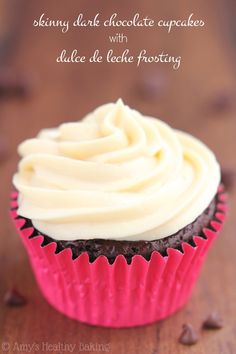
[202,312,224,329]
[4,289,27,307]
[207,92,233,113]
[0,68,31,98]
[179,324,199,346]
[221,167,235,191]
[136,72,167,99]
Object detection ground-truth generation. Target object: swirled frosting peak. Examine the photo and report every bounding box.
[13,99,220,241]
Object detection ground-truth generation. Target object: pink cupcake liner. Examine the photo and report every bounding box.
[10,186,227,328]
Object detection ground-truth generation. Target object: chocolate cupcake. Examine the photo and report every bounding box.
[12,99,226,327]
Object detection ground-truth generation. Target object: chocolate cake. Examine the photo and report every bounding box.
[13,191,220,264]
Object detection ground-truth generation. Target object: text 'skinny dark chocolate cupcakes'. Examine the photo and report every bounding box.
[12,99,226,327]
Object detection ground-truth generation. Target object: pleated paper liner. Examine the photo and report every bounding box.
[10,186,227,328]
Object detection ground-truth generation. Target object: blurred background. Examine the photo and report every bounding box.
[0,0,235,353]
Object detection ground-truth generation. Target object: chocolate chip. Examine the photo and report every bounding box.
[136,72,166,99]
[179,324,199,346]
[0,68,31,98]
[221,167,235,191]
[207,92,234,113]
[203,312,224,329]
[4,289,27,307]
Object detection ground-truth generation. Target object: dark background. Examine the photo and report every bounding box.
[0,0,235,353]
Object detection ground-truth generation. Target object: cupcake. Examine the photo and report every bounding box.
[11,99,226,327]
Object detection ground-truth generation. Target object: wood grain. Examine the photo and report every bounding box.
[0,0,236,353]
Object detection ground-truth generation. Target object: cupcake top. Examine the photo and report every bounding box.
[13,99,220,241]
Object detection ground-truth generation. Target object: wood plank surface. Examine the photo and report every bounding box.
[0,0,236,353]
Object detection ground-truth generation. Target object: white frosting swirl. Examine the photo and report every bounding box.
[13,99,220,241]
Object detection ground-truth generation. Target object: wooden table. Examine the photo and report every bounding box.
[0,0,236,353]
